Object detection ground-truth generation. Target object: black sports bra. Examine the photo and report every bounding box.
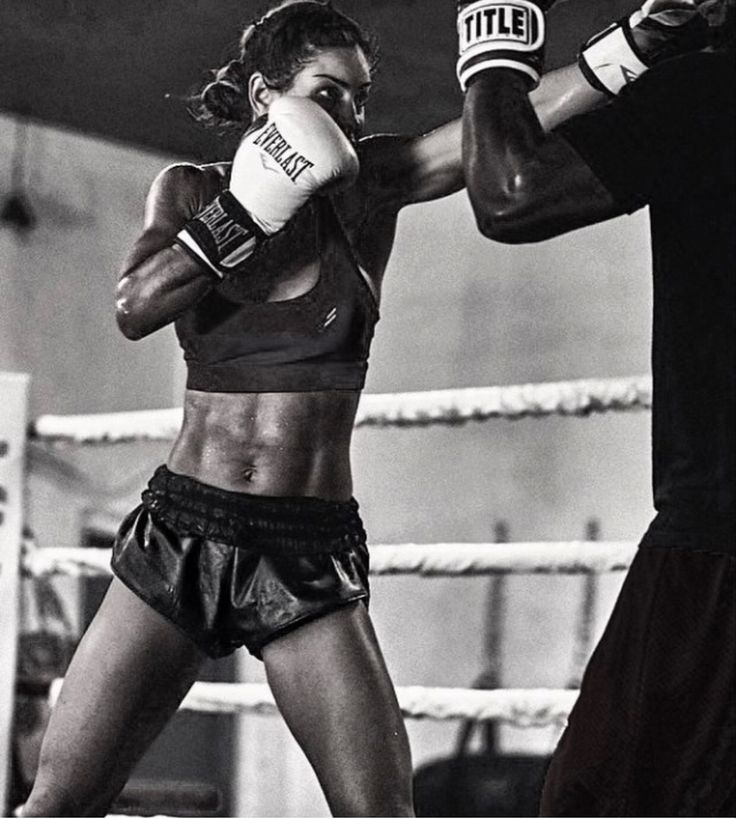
[175,198,379,393]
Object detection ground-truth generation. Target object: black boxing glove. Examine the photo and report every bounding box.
[579,0,710,96]
[456,0,553,91]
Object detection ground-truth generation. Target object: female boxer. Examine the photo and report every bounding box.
[20,2,675,816]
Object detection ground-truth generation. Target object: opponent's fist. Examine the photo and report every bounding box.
[579,0,709,96]
[175,97,359,279]
[231,96,360,235]
[456,0,554,91]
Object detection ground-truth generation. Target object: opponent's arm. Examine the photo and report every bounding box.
[116,97,358,340]
[461,0,710,242]
[364,0,708,212]
[464,72,620,243]
[358,62,614,210]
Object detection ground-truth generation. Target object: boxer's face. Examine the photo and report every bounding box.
[260,46,372,143]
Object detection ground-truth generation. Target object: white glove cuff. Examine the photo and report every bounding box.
[579,23,649,95]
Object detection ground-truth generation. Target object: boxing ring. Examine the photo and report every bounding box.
[1,372,651,815]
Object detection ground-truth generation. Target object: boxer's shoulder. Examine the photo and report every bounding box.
[345,133,411,213]
[148,162,230,224]
[152,161,229,196]
[356,134,404,182]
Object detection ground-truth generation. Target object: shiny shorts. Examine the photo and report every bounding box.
[111,466,370,659]
[541,543,736,817]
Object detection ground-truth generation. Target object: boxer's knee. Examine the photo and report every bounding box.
[23,762,117,817]
[22,783,85,817]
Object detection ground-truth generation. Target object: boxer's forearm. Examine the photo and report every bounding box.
[463,71,544,238]
[116,244,214,340]
[463,71,617,243]
[531,63,608,131]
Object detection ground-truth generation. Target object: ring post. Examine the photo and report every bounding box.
[0,372,30,812]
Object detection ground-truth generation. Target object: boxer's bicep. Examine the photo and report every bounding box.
[531,63,608,132]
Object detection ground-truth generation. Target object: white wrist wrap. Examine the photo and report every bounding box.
[579,22,649,96]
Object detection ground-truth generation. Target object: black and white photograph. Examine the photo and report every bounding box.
[1,1,733,816]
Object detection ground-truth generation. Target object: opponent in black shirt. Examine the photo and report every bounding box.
[460,0,735,814]
[556,52,735,553]
[557,50,735,552]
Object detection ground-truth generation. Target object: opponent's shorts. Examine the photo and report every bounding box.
[541,543,736,817]
[111,465,370,659]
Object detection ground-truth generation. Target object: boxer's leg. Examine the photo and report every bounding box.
[263,602,415,817]
[22,579,205,817]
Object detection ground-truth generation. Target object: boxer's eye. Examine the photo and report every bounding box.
[355,92,369,115]
[314,85,341,107]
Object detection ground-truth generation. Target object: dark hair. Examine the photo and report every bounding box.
[192,1,379,128]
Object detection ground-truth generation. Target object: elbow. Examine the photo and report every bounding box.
[464,153,536,243]
[116,306,146,341]
[470,192,534,245]
[467,166,562,244]
[115,282,149,340]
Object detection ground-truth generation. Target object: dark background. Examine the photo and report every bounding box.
[0,0,633,161]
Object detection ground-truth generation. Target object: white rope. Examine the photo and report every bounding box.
[30,375,652,443]
[31,407,182,444]
[49,679,576,726]
[356,375,651,427]
[369,541,636,575]
[22,541,637,579]
[23,545,114,578]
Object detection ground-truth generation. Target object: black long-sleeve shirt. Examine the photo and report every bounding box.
[558,52,736,551]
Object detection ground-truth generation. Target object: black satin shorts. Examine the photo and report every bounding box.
[111,466,370,659]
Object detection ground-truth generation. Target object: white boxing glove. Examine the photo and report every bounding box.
[175,96,359,278]
[232,96,359,234]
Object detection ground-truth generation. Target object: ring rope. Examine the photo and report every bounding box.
[48,680,577,727]
[22,540,637,579]
[30,375,652,443]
